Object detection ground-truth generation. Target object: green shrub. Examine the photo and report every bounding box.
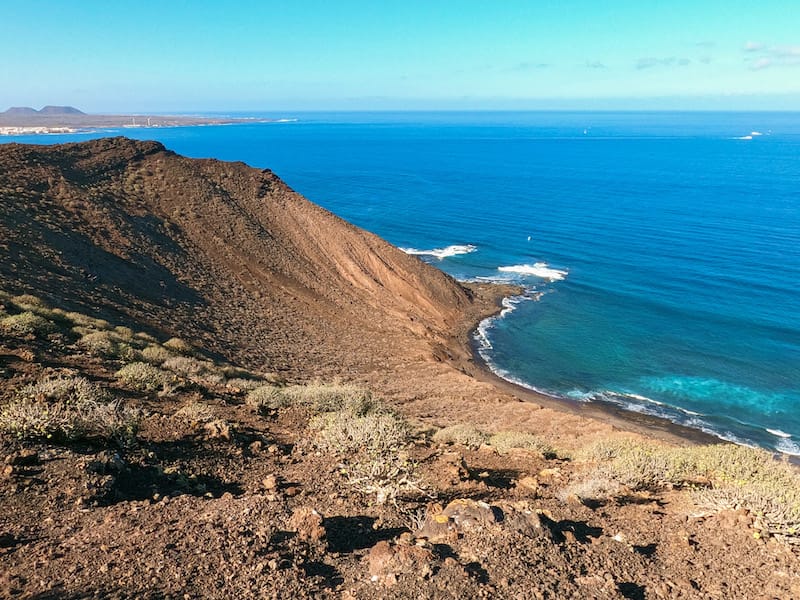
[489,431,556,458]
[1,311,57,336]
[115,362,174,393]
[433,424,488,450]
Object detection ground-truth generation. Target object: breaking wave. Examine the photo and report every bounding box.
[497,262,568,281]
[400,244,477,259]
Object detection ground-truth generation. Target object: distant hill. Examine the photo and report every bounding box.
[3,106,39,115]
[37,105,85,115]
[1,105,85,115]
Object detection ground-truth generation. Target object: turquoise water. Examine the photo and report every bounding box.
[5,111,800,453]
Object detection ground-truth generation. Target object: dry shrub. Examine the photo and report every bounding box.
[312,410,411,457]
[163,337,193,355]
[557,476,623,503]
[175,401,215,423]
[115,362,174,394]
[141,344,174,365]
[581,438,800,542]
[0,375,140,447]
[226,377,267,391]
[65,312,110,330]
[311,397,426,505]
[245,385,287,411]
[162,356,214,377]
[11,294,45,308]
[77,331,138,360]
[113,326,134,340]
[489,431,556,458]
[282,382,376,415]
[1,311,56,336]
[433,424,488,450]
[18,375,109,405]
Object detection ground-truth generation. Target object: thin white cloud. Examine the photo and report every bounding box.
[513,61,550,71]
[636,57,691,70]
[744,42,800,69]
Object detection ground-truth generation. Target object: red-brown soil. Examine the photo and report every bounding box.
[1,138,798,598]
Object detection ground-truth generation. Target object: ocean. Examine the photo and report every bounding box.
[4,111,800,454]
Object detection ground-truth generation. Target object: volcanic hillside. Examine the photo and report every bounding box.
[0,137,474,379]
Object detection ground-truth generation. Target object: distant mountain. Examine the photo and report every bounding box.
[37,105,85,115]
[1,105,85,115]
[3,106,39,115]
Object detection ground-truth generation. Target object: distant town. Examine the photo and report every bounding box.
[0,105,262,135]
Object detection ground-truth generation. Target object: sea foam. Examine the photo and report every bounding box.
[400,244,477,259]
[498,262,568,281]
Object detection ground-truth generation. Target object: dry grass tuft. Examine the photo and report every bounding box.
[489,431,556,458]
[433,423,488,450]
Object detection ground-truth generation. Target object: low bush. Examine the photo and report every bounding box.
[77,331,138,360]
[245,385,288,411]
[581,438,800,541]
[310,395,426,505]
[282,382,376,415]
[175,401,215,423]
[0,375,140,447]
[115,362,174,394]
[162,356,215,378]
[11,294,46,308]
[433,423,488,450]
[163,337,193,355]
[140,344,174,365]
[312,410,411,457]
[1,311,57,336]
[489,431,556,458]
[226,377,267,391]
[557,476,623,503]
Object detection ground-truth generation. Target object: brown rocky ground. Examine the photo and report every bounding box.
[0,138,798,598]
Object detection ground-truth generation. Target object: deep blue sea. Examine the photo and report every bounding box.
[5,111,800,453]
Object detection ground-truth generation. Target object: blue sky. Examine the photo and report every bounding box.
[2,0,798,112]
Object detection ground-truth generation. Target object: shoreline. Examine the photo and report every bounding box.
[0,114,271,136]
[459,283,722,447]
